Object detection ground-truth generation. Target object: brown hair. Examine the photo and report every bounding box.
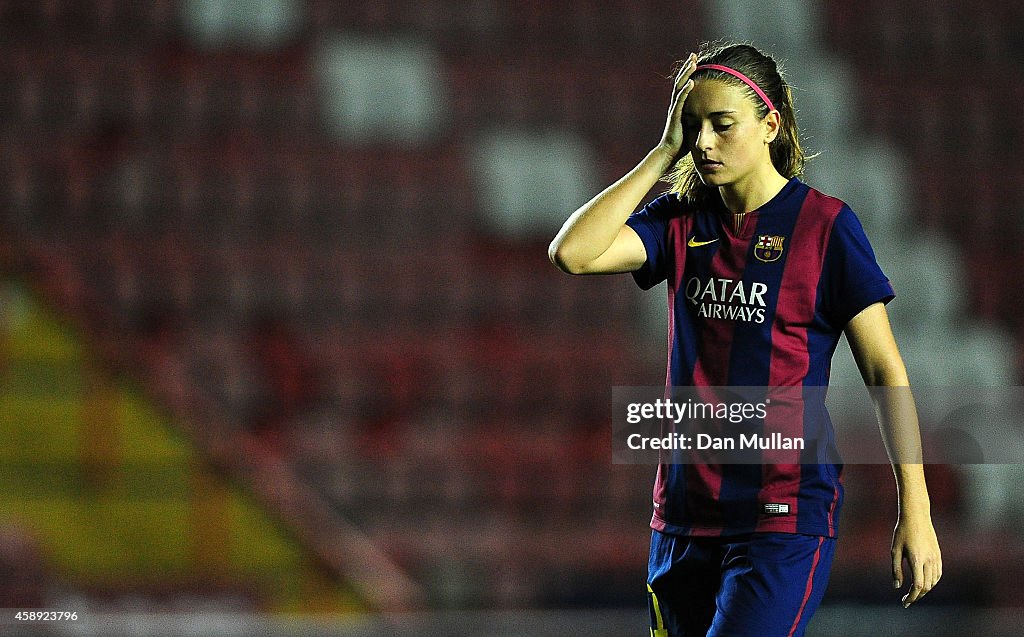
[666,41,810,207]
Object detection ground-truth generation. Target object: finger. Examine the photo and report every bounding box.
[914,562,935,604]
[909,585,933,610]
[927,557,942,593]
[902,559,926,608]
[670,67,695,110]
[673,53,698,89]
[674,52,696,80]
[673,79,694,108]
[673,65,697,104]
[912,557,926,602]
[891,547,903,590]
[672,73,693,104]
[902,583,922,608]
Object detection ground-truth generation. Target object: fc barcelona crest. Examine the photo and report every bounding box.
[754,235,785,262]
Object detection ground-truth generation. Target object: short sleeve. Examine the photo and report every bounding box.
[819,207,895,329]
[625,194,677,290]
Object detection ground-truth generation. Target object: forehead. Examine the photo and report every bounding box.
[683,79,757,117]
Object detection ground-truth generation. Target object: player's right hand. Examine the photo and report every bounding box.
[658,52,699,165]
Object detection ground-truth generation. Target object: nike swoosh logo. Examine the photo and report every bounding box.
[687,236,719,248]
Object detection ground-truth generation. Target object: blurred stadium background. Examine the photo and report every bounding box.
[0,0,1022,635]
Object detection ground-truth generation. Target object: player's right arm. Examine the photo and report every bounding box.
[548,53,698,275]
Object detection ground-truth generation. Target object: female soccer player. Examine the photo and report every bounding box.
[549,42,942,636]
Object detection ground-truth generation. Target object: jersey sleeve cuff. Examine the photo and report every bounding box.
[834,278,895,328]
[625,216,663,290]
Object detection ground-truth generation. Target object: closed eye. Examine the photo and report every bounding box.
[683,121,733,134]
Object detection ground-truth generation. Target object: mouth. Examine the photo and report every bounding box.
[698,159,723,170]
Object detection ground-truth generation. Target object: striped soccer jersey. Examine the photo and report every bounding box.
[625,177,895,537]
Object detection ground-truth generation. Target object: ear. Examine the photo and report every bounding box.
[763,110,782,144]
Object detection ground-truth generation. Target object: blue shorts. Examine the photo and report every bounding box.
[647,530,835,637]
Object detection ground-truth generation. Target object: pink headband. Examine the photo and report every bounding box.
[694,64,776,113]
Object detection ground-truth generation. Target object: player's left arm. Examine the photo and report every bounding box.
[845,301,942,608]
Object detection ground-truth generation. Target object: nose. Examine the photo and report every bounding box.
[694,122,714,153]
